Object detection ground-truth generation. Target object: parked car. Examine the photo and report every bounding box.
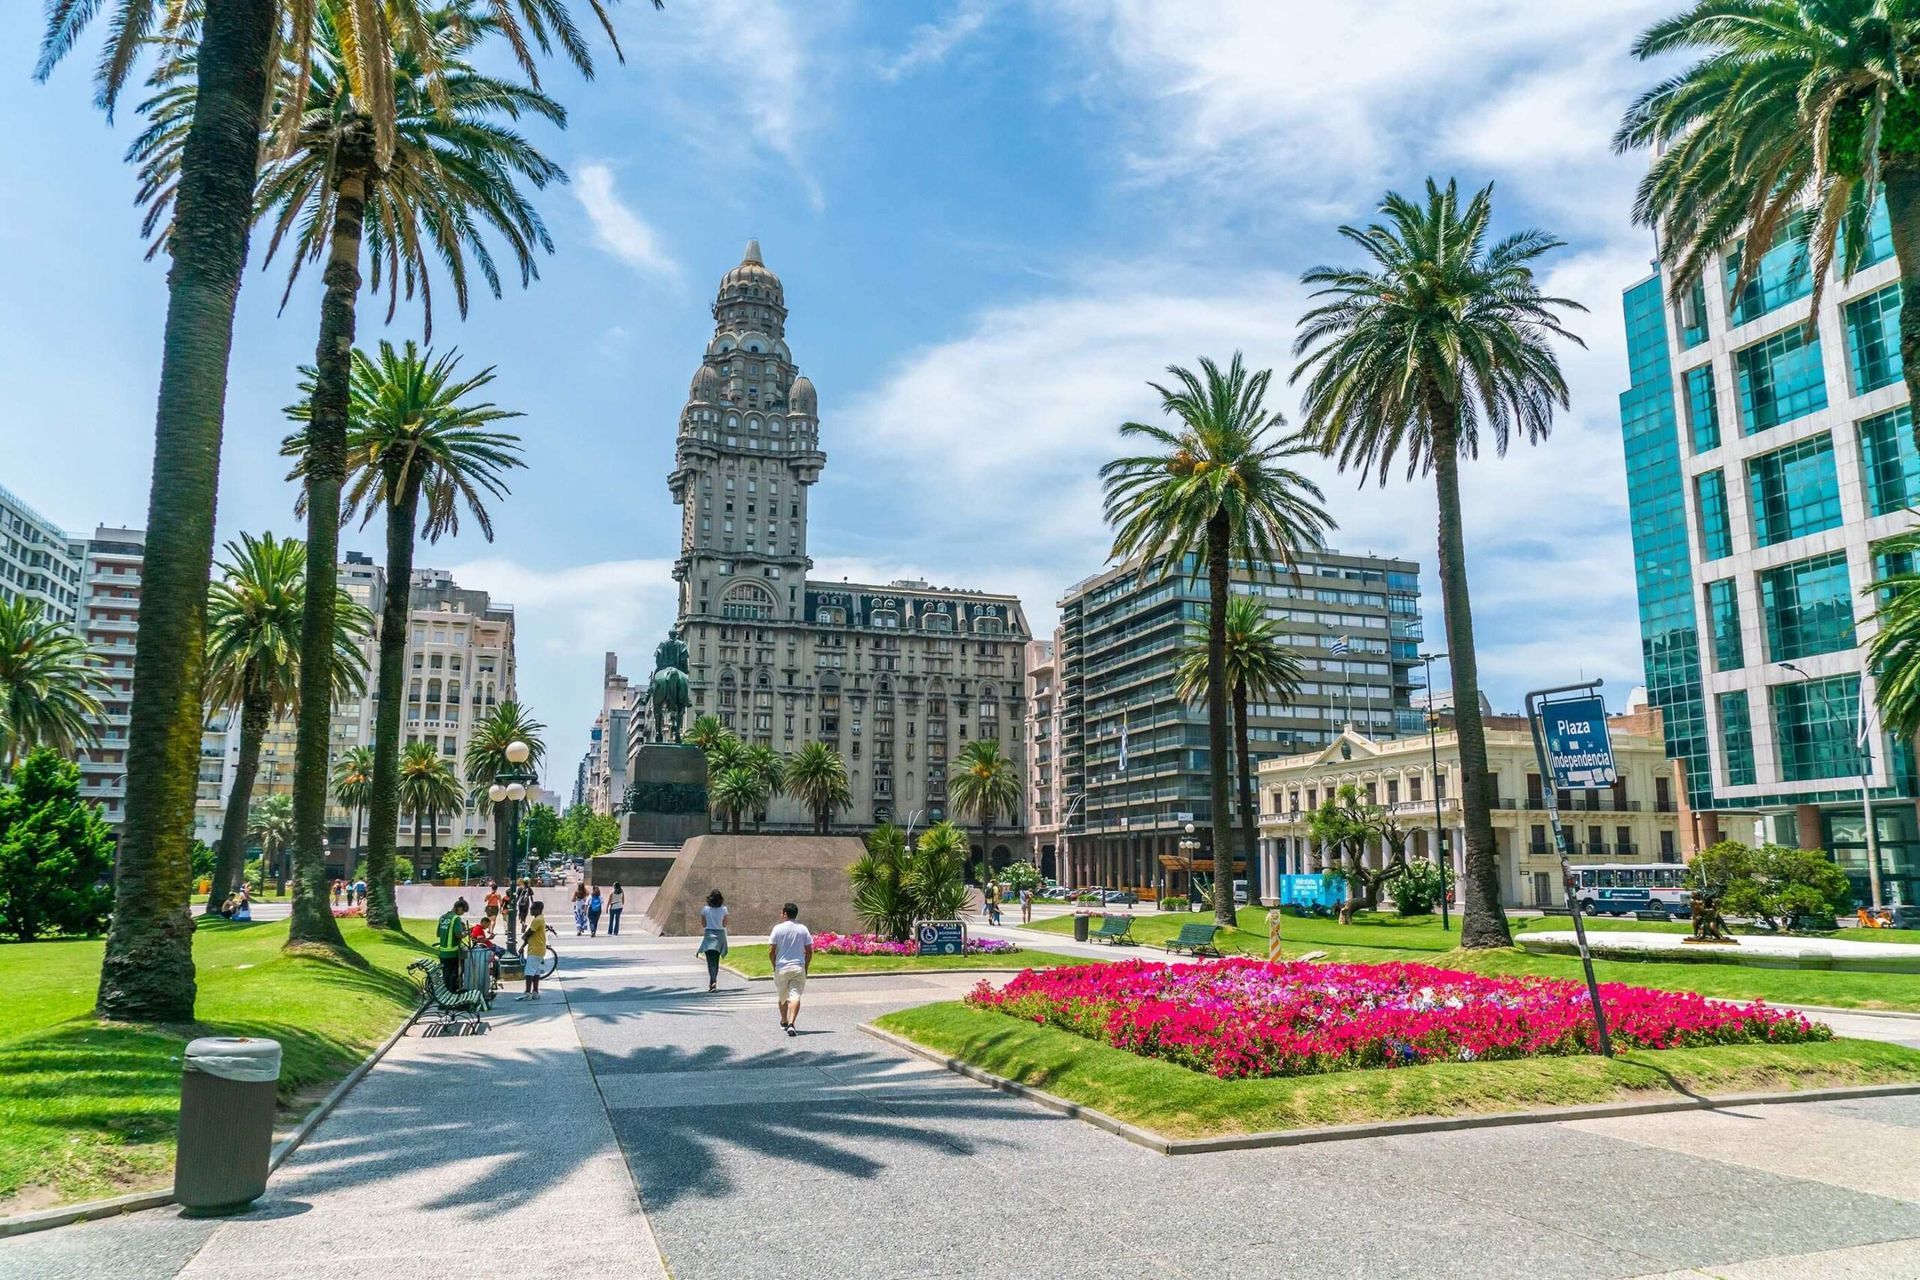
[1101,890,1139,906]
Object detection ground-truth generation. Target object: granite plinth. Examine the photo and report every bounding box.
[590,845,681,888]
[640,834,867,936]
[623,743,710,848]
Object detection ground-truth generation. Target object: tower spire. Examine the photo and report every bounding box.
[742,238,763,265]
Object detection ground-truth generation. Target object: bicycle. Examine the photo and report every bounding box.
[511,944,558,980]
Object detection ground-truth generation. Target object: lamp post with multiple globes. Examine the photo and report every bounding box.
[488,739,535,953]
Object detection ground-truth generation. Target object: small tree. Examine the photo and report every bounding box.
[1690,840,1852,932]
[1388,859,1445,917]
[997,860,1044,894]
[849,824,913,940]
[0,750,114,941]
[523,804,560,859]
[439,840,484,883]
[1306,784,1409,924]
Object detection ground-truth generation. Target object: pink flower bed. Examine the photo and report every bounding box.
[815,932,1020,956]
[966,958,1828,1079]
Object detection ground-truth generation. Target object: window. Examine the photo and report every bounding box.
[1760,552,1855,662]
[1772,673,1862,782]
[1857,406,1920,516]
[1734,326,1828,434]
[1723,213,1810,325]
[1845,284,1904,393]
[1705,578,1744,671]
[1683,364,1720,453]
[1694,469,1733,560]
[1677,275,1709,348]
[1745,434,1841,547]
[1718,691,1756,787]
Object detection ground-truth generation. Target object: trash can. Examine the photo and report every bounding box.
[462,946,493,999]
[175,1036,281,1216]
[1073,913,1089,943]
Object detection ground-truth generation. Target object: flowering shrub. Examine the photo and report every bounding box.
[965,958,1828,1080]
[815,931,1020,957]
[331,904,365,919]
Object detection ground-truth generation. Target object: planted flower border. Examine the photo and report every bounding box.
[815,932,1020,957]
[967,958,1828,1080]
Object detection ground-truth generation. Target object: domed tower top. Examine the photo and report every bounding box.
[714,239,786,335]
[689,363,722,403]
[788,373,817,418]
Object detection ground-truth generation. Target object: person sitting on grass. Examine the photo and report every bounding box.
[436,898,470,991]
[518,902,549,1001]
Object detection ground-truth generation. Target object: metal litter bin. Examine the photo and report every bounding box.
[1073,913,1089,943]
[175,1037,281,1216]
[462,946,493,997]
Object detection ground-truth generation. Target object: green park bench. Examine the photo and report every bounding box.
[1162,923,1222,958]
[1088,915,1137,946]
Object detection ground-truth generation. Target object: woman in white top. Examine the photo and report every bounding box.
[607,883,626,936]
[696,889,729,992]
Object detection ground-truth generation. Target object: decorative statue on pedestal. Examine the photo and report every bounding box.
[1686,872,1736,944]
[649,626,692,744]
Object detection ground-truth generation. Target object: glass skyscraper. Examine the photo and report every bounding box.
[1618,209,1919,907]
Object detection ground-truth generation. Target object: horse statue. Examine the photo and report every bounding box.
[649,626,692,743]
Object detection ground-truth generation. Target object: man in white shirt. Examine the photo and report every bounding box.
[768,902,814,1037]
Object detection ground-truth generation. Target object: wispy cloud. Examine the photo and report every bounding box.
[875,1,990,82]
[574,163,680,281]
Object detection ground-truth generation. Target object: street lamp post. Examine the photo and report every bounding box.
[489,740,535,953]
[1058,792,1087,889]
[1779,662,1882,910]
[1420,651,1452,932]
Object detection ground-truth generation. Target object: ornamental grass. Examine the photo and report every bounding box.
[966,958,1828,1079]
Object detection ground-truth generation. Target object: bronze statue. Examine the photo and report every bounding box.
[1687,884,1735,944]
[649,625,692,743]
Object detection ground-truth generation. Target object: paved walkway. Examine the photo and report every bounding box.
[7,931,1920,1279]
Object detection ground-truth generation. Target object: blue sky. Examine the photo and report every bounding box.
[2,1,1675,785]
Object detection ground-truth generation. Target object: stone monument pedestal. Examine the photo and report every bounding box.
[639,834,868,936]
[587,743,709,889]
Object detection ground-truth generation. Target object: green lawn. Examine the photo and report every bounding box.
[1024,909,1920,1011]
[875,1000,1920,1139]
[0,917,430,1212]
[724,947,1072,979]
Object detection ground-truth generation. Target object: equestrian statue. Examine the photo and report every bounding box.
[649,626,692,743]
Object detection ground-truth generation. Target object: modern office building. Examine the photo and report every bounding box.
[1618,200,1919,905]
[584,652,634,816]
[1056,550,1422,892]
[1023,633,1066,875]
[0,481,82,624]
[663,242,1030,843]
[1256,707,1688,908]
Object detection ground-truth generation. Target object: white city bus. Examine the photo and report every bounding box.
[1568,862,1691,916]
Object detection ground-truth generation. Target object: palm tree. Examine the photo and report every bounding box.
[305,343,523,929]
[400,741,464,873]
[711,766,767,834]
[1291,179,1583,949]
[247,793,296,893]
[849,823,913,940]
[686,714,727,752]
[786,741,852,834]
[1102,353,1334,930]
[465,700,546,894]
[743,744,785,829]
[0,598,104,769]
[1616,2,1920,433]
[1175,593,1305,906]
[203,532,370,908]
[129,6,564,952]
[948,739,1020,878]
[909,821,974,922]
[53,0,633,1025]
[331,744,376,864]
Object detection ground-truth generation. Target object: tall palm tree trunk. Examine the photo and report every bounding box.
[1430,415,1510,948]
[208,692,271,908]
[1881,164,1920,456]
[1233,676,1260,908]
[365,484,422,929]
[1205,515,1237,930]
[288,117,375,951]
[98,0,280,1022]
[412,806,423,878]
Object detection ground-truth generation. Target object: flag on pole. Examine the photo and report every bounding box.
[1118,714,1129,772]
[1330,635,1351,657]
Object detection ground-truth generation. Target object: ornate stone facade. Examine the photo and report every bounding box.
[660,243,1031,846]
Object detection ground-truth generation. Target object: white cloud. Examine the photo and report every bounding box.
[875,1,990,82]
[831,244,1647,709]
[575,163,680,281]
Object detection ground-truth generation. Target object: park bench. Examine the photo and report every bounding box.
[1088,915,1137,946]
[1540,906,1573,916]
[1162,923,1222,958]
[408,958,490,1035]
[1633,910,1669,922]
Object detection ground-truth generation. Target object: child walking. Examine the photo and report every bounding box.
[518,902,549,1000]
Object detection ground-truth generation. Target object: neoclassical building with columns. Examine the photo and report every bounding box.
[1255,706,1693,908]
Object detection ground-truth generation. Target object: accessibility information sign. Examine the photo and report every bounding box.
[1541,694,1617,789]
[917,920,966,956]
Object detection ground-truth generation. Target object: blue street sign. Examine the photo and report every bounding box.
[1541,693,1616,789]
[917,920,966,956]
